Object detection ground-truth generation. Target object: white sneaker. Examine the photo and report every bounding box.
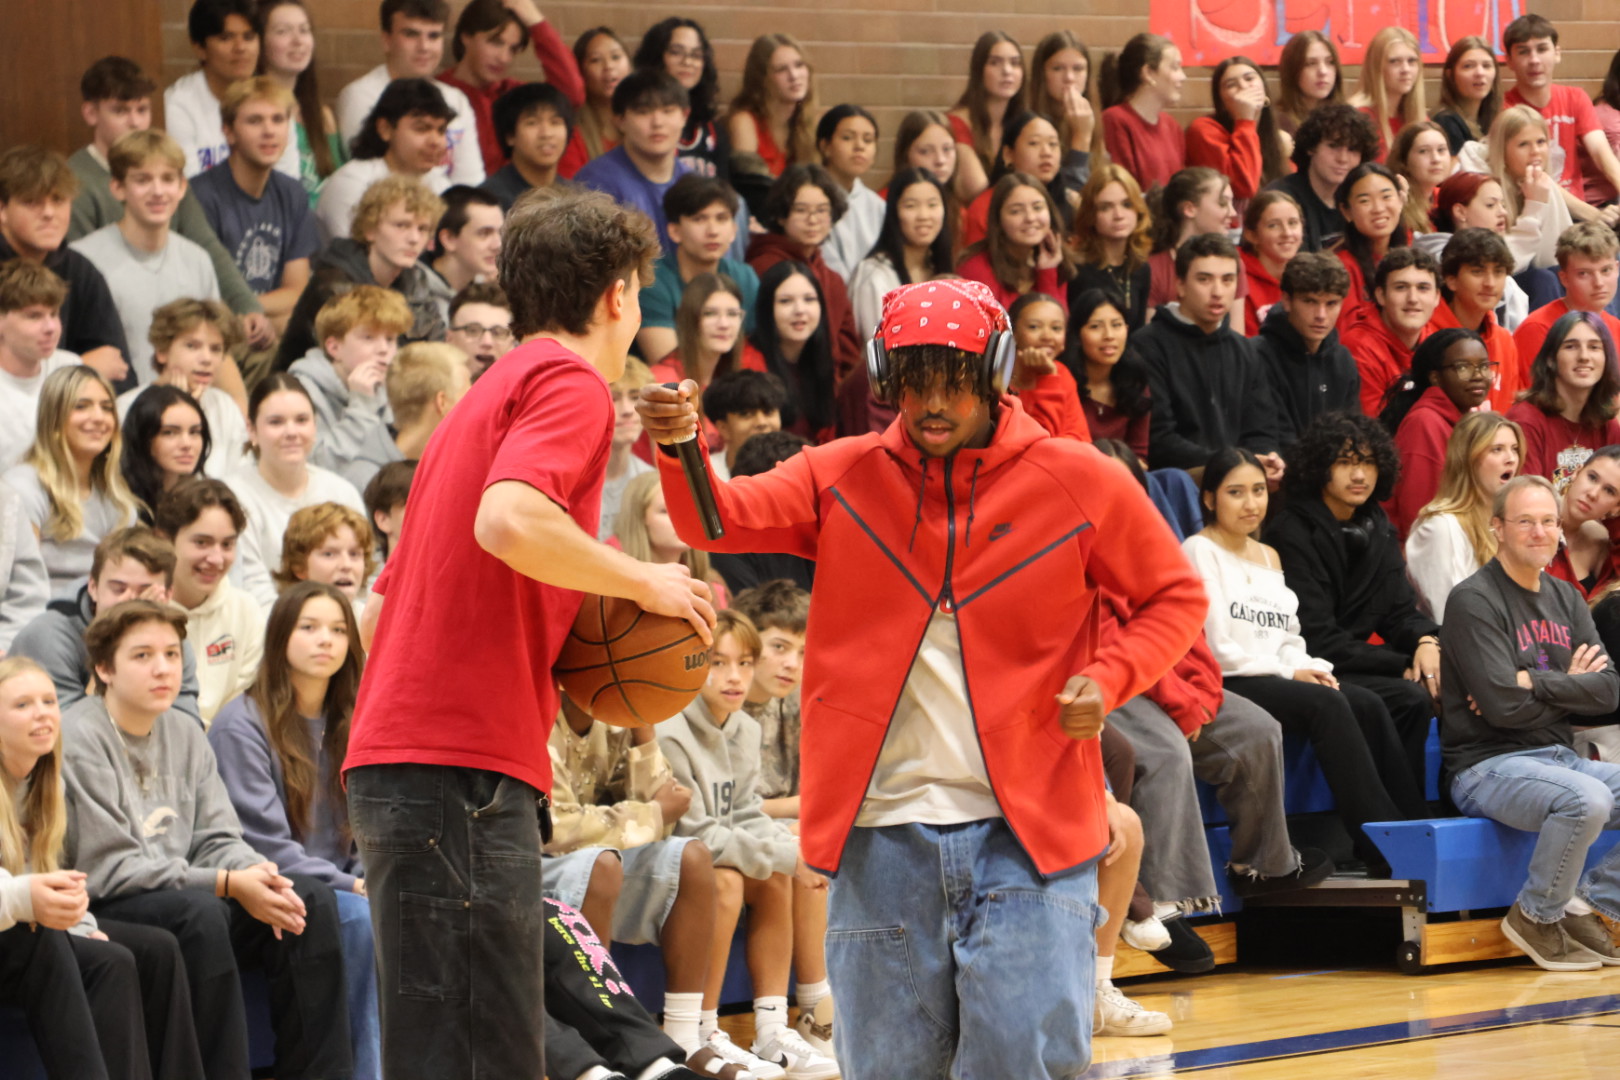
[1121,915,1171,952]
[793,995,836,1057]
[752,1025,841,1079]
[705,1030,785,1080]
[1094,980,1173,1037]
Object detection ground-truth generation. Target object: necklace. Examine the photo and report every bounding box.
[105,709,154,794]
[1106,262,1133,312]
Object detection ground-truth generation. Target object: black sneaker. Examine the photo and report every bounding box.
[1228,848,1335,899]
[1146,916,1216,973]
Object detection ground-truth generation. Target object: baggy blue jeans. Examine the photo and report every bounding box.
[1450,744,1620,923]
[824,819,1099,1080]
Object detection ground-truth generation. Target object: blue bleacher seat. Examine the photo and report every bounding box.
[1367,818,1620,913]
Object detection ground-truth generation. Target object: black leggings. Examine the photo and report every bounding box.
[1225,675,1430,857]
[0,922,143,1080]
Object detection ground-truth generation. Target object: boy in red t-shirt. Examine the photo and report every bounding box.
[1502,15,1620,223]
[1514,221,1620,362]
[343,188,715,1080]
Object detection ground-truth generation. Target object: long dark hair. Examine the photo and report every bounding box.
[256,0,336,178]
[1210,56,1287,187]
[954,31,1026,169]
[633,17,718,126]
[750,260,834,433]
[866,167,953,284]
[961,171,1075,289]
[1199,446,1266,527]
[1066,287,1150,418]
[1520,310,1620,428]
[120,385,211,523]
[1332,162,1410,302]
[1379,326,1483,432]
[250,581,365,845]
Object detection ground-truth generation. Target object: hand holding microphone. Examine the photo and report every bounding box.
[633,380,725,540]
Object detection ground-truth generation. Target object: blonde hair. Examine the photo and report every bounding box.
[1486,105,1551,221]
[1414,411,1525,567]
[1071,163,1151,271]
[613,356,654,393]
[712,608,762,661]
[614,471,711,581]
[273,502,377,591]
[314,284,414,347]
[219,76,296,127]
[25,366,139,542]
[0,657,65,876]
[350,175,446,245]
[1350,27,1425,146]
[107,129,185,183]
[386,341,466,429]
[731,34,817,170]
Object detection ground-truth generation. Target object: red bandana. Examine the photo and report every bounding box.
[877,279,1009,353]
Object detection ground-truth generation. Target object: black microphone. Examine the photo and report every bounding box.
[664,382,725,540]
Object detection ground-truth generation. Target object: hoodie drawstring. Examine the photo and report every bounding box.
[908,456,930,552]
[963,459,983,548]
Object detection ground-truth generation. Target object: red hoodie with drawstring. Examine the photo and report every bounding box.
[656,396,1207,874]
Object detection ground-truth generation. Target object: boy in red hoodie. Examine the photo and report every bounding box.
[638,278,1206,1080]
[1342,247,1442,415]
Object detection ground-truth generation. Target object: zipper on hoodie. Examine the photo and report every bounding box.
[942,455,1042,877]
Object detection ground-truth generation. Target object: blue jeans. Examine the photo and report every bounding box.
[1450,745,1620,923]
[825,819,1099,1080]
[334,889,380,1080]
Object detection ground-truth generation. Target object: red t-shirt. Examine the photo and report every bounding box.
[1506,85,1600,198]
[1512,299,1620,367]
[344,340,614,794]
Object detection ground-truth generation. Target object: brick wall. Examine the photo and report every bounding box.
[157,0,1620,183]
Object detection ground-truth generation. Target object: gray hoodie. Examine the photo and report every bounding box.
[658,696,797,880]
[61,695,262,899]
[289,347,399,485]
[10,580,201,726]
[0,478,48,652]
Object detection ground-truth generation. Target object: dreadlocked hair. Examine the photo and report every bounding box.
[889,344,991,401]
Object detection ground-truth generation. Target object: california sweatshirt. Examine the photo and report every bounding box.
[61,695,262,900]
[658,696,798,881]
[1184,533,1333,680]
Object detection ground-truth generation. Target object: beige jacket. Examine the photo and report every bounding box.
[545,719,673,854]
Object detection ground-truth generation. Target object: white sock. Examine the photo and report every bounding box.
[1095,955,1115,985]
[636,1060,682,1080]
[754,995,790,1041]
[1566,895,1595,917]
[699,1009,720,1041]
[663,991,704,1053]
[576,1068,616,1080]
[795,979,831,1011]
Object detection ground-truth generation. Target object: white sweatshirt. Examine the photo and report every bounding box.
[1183,533,1334,679]
[1405,512,1484,623]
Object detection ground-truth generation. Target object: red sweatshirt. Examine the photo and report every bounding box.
[1430,301,1522,413]
[955,251,1068,317]
[1241,249,1282,337]
[1186,116,1263,201]
[438,20,585,180]
[656,397,1207,874]
[746,232,863,386]
[1341,309,1428,416]
[1013,365,1092,443]
[1100,591,1223,734]
[1102,104,1185,192]
[1512,300,1620,367]
[1504,402,1620,490]
[1387,386,1465,539]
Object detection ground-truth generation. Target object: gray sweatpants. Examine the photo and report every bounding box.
[1108,693,1298,909]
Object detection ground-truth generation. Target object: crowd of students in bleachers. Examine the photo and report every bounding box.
[7,1,1620,1077]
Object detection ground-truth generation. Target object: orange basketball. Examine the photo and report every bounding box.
[554,595,711,728]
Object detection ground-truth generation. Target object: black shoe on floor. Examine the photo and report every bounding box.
[1228,847,1335,899]
[1147,916,1217,974]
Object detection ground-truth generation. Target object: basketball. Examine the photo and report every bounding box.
[554,594,711,728]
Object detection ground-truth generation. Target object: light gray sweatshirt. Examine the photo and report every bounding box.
[658,696,797,880]
[289,348,398,485]
[0,478,48,652]
[61,695,262,900]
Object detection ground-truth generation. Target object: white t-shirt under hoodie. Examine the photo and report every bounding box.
[1183,532,1334,680]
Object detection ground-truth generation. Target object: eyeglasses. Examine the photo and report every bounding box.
[1445,361,1499,378]
[789,203,832,220]
[451,322,514,343]
[1506,516,1560,533]
[664,46,704,64]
